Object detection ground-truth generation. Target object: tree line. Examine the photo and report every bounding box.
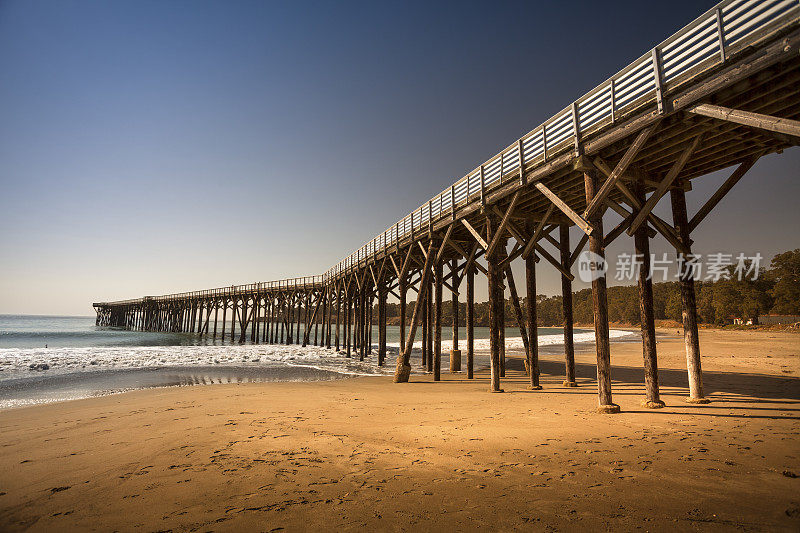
[380,248,799,327]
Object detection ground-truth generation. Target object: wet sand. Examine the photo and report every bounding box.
[0,328,798,531]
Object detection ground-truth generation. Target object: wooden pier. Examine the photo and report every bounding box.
[94,0,800,412]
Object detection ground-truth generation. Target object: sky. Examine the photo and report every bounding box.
[0,0,797,316]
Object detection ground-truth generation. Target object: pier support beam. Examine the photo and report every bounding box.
[584,171,619,413]
[466,264,475,380]
[343,290,349,355]
[450,259,461,373]
[671,184,709,404]
[433,259,442,381]
[486,214,504,393]
[525,250,541,390]
[634,183,664,409]
[399,276,407,354]
[422,276,429,370]
[378,285,387,366]
[559,224,577,387]
[335,285,341,351]
[426,272,433,372]
[394,239,437,383]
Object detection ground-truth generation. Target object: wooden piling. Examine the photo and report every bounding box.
[399,277,407,354]
[426,273,433,373]
[584,171,619,413]
[422,275,429,370]
[230,299,237,343]
[394,239,436,383]
[525,253,541,389]
[486,214,503,393]
[466,264,474,379]
[634,183,664,408]
[670,185,708,404]
[559,223,577,387]
[433,259,443,381]
[335,285,341,351]
[345,289,352,357]
[213,303,219,339]
[450,259,461,372]
[378,285,387,366]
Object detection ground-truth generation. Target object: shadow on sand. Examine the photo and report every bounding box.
[429,355,800,406]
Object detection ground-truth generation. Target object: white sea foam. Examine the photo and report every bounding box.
[0,344,396,381]
[0,329,634,381]
[388,329,633,350]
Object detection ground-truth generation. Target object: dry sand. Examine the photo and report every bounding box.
[0,328,798,531]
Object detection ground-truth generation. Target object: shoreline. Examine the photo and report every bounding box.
[0,329,636,411]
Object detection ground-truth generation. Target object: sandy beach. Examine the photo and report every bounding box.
[0,328,798,531]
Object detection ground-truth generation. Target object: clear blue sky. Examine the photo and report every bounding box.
[1,0,797,315]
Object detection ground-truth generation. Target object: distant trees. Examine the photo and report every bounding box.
[377,249,800,327]
[768,249,800,315]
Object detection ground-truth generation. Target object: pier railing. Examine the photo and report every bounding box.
[324,0,799,278]
[93,275,325,307]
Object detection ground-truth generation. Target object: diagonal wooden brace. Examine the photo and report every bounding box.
[583,121,660,219]
[627,134,702,235]
[535,182,594,236]
[688,152,763,232]
[461,218,489,250]
[593,157,689,254]
[522,204,555,259]
[486,191,520,258]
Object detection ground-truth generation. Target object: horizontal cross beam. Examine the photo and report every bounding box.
[689,103,800,139]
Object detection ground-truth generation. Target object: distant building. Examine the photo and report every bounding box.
[730,314,800,325]
[758,314,800,325]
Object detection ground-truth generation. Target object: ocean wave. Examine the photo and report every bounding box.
[388,329,634,350]
[0,344,397,381]
[0,329,635,381]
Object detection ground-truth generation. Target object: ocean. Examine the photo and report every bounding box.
[0,314,631,409]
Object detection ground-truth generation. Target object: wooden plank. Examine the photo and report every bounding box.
[449,239,488,277]
[689,153,762,232]
[417,240,428,259]
[689,103,800,138]
[569,233,589,268]
[504,265,530,372]
[627,135,703,235]
[461,218,489,250]
[522,204,555,259]
[583,122,659,219]
[434,223,455,265]
[486,191,520,258]
[489,205,528,248]
[593,157,689,254]
[369,264,379,290]
[559,224,576,386]
[534,242,574,281]
[542,229,560,249]
[389,254,401,278]
[534,182,594,236]
[602,199,657,247]
[399,242,415,280]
